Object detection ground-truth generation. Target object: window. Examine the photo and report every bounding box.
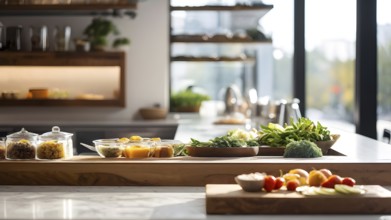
[305,0,356,132]
[377,0,391,140]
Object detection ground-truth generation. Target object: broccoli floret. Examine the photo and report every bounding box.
[283,140,323,158]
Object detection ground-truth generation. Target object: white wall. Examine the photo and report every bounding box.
[0,0,169,124]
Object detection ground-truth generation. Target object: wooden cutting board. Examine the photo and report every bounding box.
[206,184,391,214]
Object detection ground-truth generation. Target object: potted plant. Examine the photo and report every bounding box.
[84,18,119,51]
[170,89,210,112]
[112,37,131,51]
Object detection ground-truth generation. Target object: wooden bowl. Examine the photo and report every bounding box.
[315,134,341,155]
[29,88,49,99]
[139,107,167,120]
[186,146,259,157]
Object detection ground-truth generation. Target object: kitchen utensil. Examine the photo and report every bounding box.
[139,107,167,120]
[206,184,391,214]
[80,142,97,152]
[6,26,23,51]
[223,85,243,115]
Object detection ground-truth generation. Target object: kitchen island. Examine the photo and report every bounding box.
[1,118,391,219]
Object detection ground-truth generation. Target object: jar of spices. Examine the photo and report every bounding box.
[38,126,73,160]
[0,138,5,159]
[6,128,38,160]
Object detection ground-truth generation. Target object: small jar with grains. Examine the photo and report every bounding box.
[6,128,38,160]
[38,126,73,160]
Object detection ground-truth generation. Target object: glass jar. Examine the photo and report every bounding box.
[38,126,73,159]
[6,128,38,160]
[53,25,71,51]
[29,25,48,51]
[0,138,5,159]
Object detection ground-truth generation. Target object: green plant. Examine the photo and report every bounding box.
[84,18,119,49]
[113,37,131,48]
[170,90,210,112]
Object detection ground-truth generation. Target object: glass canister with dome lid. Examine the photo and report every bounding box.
[6,128,38,160]
[38,126,74,160]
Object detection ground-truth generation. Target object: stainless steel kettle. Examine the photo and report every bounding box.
[223,85,242,115]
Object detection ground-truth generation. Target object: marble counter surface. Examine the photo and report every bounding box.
[1,185,390,220]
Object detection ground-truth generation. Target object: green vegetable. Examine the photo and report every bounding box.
[190,129,258,148]
[173,143,188,156]
[283,140,323,158]
[258,117,331,147]
[170,90,210,112]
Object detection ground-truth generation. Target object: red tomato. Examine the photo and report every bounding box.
[342,177,356,187]
[321,175,343,188]
[274,177,285,190]
[286,179,300,191]
[263,175,276,192]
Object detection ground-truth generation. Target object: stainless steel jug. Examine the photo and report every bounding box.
[275,98,302,125]
[255,98,302,126]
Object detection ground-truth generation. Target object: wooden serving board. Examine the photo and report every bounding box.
[206,184,391,214]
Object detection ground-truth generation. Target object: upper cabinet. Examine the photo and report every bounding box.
[0,0,138,18]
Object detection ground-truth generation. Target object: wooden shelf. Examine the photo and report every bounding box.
[0,99,123,107]
[171,35,272,44]
[0,51,125,66]
[0,51,126,107]
[0,3,137,17]
[171,56,255,62]
[170,4,273,11]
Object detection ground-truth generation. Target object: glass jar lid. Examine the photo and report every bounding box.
[40,126,73,141]
[6,128,38,140]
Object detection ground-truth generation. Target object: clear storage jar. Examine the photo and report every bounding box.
[6,128,38,160]
[38,126,73,160]
[0,138,5,159]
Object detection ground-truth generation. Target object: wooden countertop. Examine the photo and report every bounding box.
[1,155,391,186]
[1,117,391,186]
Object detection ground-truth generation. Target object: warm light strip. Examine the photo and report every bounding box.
[0,66,120,99]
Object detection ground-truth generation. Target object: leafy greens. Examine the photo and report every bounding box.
[258,117,331,147]
[190,129,259,148]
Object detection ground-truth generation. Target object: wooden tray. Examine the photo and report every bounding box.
[186,146,259,157]
[258,146,285,156]
[206,184,391,214]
